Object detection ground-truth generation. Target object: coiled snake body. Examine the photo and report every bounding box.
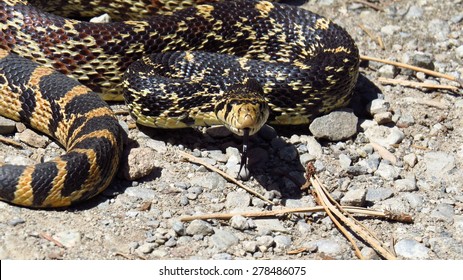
[0,0,359,207]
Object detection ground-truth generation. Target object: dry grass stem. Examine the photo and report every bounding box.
[0,135,23,148]
[378,77,460,91]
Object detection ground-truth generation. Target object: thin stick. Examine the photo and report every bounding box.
[353,0,384,11]
[180,205,395,222]
[378,77,460,91]
[0,135,23,148]
[177,150,274,205]
[361,55,463,86]
[311,175,397,260]
[358,24,384,49]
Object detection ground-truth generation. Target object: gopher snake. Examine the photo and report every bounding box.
[0,0,359,207]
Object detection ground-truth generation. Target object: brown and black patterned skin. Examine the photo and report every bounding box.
[0,0,359,207]
[0,49,123,207]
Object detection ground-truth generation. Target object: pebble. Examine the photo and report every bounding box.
[172,221,185,236]
[225,191,251,209]
[185,220,214,236]
[423,152,455,178]
[243,241,258,253]
[253,218,288,234]
[381,25,401,36]
[403,153,417,168]
[403,193,424,209]
[124,186,157,200]
[145,139,167,154]
[191,172,226,190]
[405,5,423,19]
[394,239,429,259]
[122,147,158,180]
[212,253,233,260]
[0,116,16,134]
[230,215,249,230]
[366,187,394,202]
[340,188,366,206]
[374,161,400,180]
[364,125,405,147]
[53,230,82,248]
[301,136,323,157]
[373,112,393,124]
[357,155,380,174]
[377,64,398,79]
[18,129,49,148]
[299,153,316,166]
[430,203,454,222]
[338,153,352,170]
[8,217,25,226]
[411,52,435,70]
[207,150,228,163]
[394,178,417,192]
[360,247,380,260]
[456,45,463,59]
[310,239,343,256]
[273,235,292,250]
[256,236,275,248]
[309,110,358,141]
[427,19,450,41]
[367,99,390,115]
[454,216,463,234]
[210,229,239,252]
[137,243,156,254]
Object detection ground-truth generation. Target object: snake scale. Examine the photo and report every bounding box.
[0,0,359,208]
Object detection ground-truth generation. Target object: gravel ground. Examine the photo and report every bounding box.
[1,0,462,260]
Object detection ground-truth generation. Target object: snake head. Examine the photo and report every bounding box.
[214,78,269,136]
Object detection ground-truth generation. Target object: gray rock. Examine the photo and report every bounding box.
[396,114,415,127]
[243,241,258,253]
[456,45,463,59]
[427,19,450,41]
[137,243,156,254]
[206,126,232,138]
[310,239,343,256]
[300,135,323,157]
[18,129,49,148]
[403,193,423,209]
[338,153,352,170]
[375,162,400,180]
[122,147,158,180]
[299,153,316,166]
[8,217,25,226]
[364,126,405,147]
[257,124,278,141]
[430,203,454,222]
[210,229,239,252]
[423,152,455,177]
[254,219,288,233]
[256,236,275,248]
[340,188,366,206]
[225,191,251,209]
[454,216,463,234]
[125,187,157,200]
[366,187,394,202]
[53,230,82,248]
[230,215,249,230]
[0,116,16,134]
[191,172,226,190]
[381,25,401,36]
[212,253,233,260]
[378,65,398,79]
[411,52,435,70]
[394,239,429,259]
[357,155,380,174]
[309,110,358,141]
[405,5,424,19]
[185,220,214,236]
[274,235,292,250]
[373,112,393,124]
[208,150,228,163]
[403,153,417,167]
[360,247,381,260]
[172,221,185,236]
[394,178,417,192]
[346,165,368,176]
[145,139,167,154]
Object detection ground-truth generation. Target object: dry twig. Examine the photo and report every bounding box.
[0,135,23,148]
[39,232,66,248]
[177,150,274,205]
[378,77,460,91]
[352,0,384,11]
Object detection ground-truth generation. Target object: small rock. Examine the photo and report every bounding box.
[137,243,156,254]
[405,5,423,19]
[0,116,16,134]
[257,124,278,141]
[225,191,251,209]
[361,247,381,260]
[364,126,405,147]
[18,129,49,148]
[230,215,249,230]
[427,19,450,41]
[145,139,167,154]
[403,193,423,209]
[8,217,25,226]
[300,135,323,157]
[207,150,228,163]
[206,126,232,138]
[346,165,368,176]
[122,147,158,180]
[53,230,82,248]
[375,162,400,180]
[172,221,185,236]
[366,187,394,202]
[396,114,415,127]
[423,152,455,177]
[456,45,463,59]
[403,153,417,167]
[394,239,429,259]
[367,98,391,116]
[243,241,258,253]
[299,153,316,166]
[394,178,417,192]
[381,25,401,36]
[212,253,233,260]
[340,188,366,206]
[309,110,358,141]
[124,187,157,200]
[378,65,398,79]
[310,239,343,256]
[185,220,214,236]
[430,203,454,222]
[274,235,292,250]
[338,153,352,170]
[254,219,288,233]
[210,229,239,252]
[256,236,275,248]
[411,52,435,70]
[373,112,393,124]
[357,155,380,173]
